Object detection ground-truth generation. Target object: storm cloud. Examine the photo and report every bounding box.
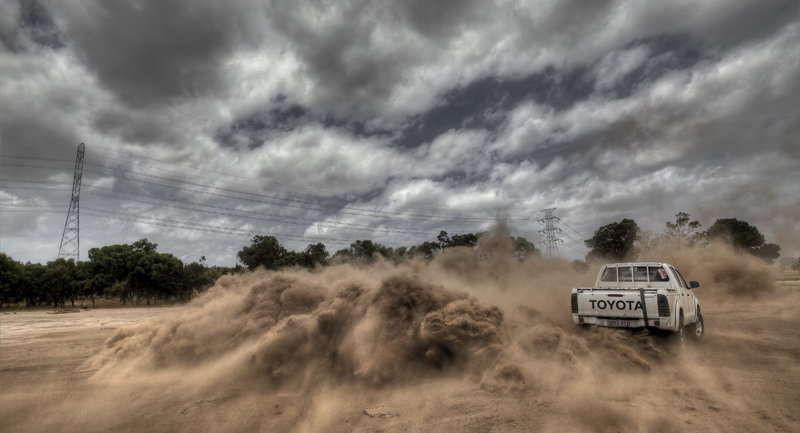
[1,0,798,265]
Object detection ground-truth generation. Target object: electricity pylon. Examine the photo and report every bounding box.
[538,208,563,257]
[57,143,85,261]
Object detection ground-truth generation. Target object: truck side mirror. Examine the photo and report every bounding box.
[689,281,700,289]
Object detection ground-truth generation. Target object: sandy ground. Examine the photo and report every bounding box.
[1,284,799,433]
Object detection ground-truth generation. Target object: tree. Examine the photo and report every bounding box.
[0,253,23,308]
[181,262,212,302]
[706,218,764,248]
[571,259,589,274]
[87,239,184,305]
[665,212,701,249]
[404,231,483,261]
[584,219,640,262]
[705,218,780,264]
[278,243,330,269]
[237,235,288,270]
[88,244,138,305]
[449,232,480,248]
[408,241,440,259]
[332,240,390,264]
[300,243,329,268]
[635,228,665,260]
[436,231,450,249]
[43,258,76,308]
[512,237,540,261]
[778,257,800,271]
[750,243,781,265]
[21,262,47,306]
[436,231,481,250]
[384,246,411,264]
[128,251,183,305]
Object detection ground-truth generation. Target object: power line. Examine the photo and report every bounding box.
[3,146,565,214]
[0,179,72,185]
[0,205,68,209]
[83,144,533,213]
[84,163,529,222]
[85,207,261,236]
[2,176,551,252]
[87,143,337,196]
[0,185,71,191]
[81,166,521,224]
[560,220,585,237]
[87,191,436,236]
[2,178,486,235]
[80,209,408,247]
[561,242,588,258]
[4,146,601,250]
[2,155,75,164]
[558,231,589,251]
[1,163,73,170]
[0,135,81,145]
[4,159,531,223]
[83,150,533,214]
[0,209,66,214]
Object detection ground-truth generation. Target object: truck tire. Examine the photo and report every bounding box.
[688,308,704,340]
[668,310,685,350]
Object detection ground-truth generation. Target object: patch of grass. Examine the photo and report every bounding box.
[1,297,185,312]
[777,270,800,282]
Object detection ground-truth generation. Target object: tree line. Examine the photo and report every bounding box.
[0,214,791,309]
[235,231,539,270]
[0,231,538,309]
[583,213,784,265]
[0,239,237,309]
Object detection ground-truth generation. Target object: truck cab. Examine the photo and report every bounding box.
[571,263,703,340]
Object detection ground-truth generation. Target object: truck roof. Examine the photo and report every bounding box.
[601,262,673,267]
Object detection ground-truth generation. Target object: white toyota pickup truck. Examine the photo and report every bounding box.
[571,262,704,343]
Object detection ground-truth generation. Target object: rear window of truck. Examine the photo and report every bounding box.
[600,267,617,282]
[600,266,669,282]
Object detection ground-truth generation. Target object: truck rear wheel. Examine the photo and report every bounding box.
[666,310,685,351]
[688,308,704,340]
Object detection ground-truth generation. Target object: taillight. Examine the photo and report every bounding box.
[657,294,670,317]
[571,293,579,314]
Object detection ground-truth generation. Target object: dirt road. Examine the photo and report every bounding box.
[1,283,799,433]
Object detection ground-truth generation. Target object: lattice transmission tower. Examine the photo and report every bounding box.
[538,208,564,257]
[57,143,85,261]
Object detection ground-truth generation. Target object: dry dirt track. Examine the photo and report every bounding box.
[2,285,799,433]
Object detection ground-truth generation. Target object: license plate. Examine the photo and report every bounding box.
[607,319,630,327]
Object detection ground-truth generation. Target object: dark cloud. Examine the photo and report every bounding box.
[1,1,798,265]
[262,1,415,115]
[689,0,798,49]
[91,108,184,146]
[396,0,487,41]
[20,0,65,48]
[1,0,66,52]
[215,102,311,150]
[393,33,705,151]
[393,70,593,150]
[57,0,258,107]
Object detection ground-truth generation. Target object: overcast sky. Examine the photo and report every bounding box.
[1,0,798,266]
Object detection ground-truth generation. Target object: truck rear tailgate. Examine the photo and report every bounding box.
[575,289,658,319]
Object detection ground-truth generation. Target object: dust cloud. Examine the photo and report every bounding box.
[640,240,778,298]
[3,226,798,432]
